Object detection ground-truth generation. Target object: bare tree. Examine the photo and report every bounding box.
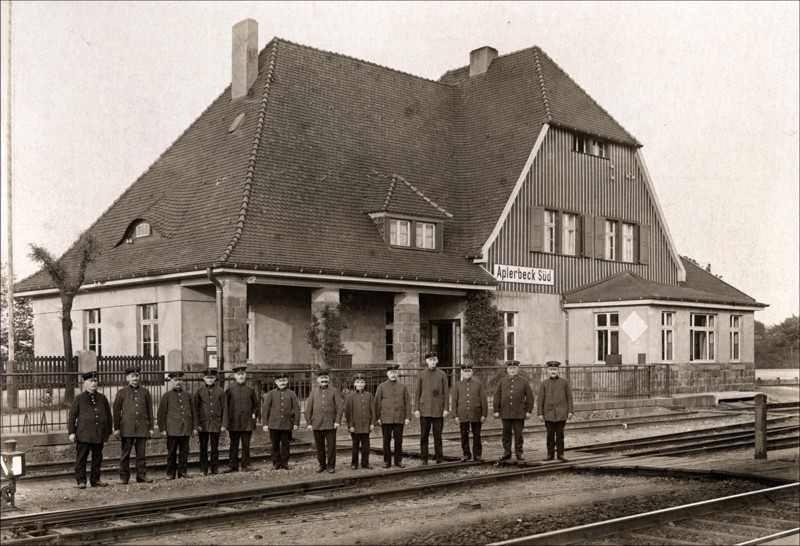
[29,235,98,403]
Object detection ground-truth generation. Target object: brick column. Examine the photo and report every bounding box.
[394,291,420,369]
[222,276,248,369]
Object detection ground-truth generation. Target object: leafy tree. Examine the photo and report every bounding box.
[306,304,348,370]
[29,234,99,403]
[755,315,799,369]
[463,291,504,366]
[0,269,34,361]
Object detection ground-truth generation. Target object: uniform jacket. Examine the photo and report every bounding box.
[374,380,411,424]
[192,384,226,433]
[262,388,301,430]
[415,368,449,417]
[68,390,113,444]
[344,390,375,434]
[304,386,344,430]
[157,388,194,437]
[537,376,574,422]
[451,378,488,422]
[224,383,260,431]
[113,385,154,438]
[493,375,535,419]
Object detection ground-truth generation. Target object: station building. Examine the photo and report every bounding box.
[16,20,766,380]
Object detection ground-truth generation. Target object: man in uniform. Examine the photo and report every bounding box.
[157,371,194,479]
[223,365,259,472]
[305,370,344,473]
[450,362,487,462]
[192,368,226,475]
[261,372,300,470]
[68,371,112,489]
[414,352,449,465]
[537,360,574,462]
[493,360,534,462]
[374,363,411,468]
[113,366,154,484]
[344,373,375,469]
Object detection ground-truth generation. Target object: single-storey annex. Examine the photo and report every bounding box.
[16,20,766,382]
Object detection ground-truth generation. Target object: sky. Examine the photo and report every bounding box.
[1,1,798,326]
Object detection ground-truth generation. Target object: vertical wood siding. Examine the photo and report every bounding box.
[488,127,679,294]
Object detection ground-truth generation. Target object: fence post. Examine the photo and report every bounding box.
[754,393,767,460]
[6,360,18,409]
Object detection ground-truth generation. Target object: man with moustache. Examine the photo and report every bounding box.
[493,360,534,462]
[113,366,155,484]
[68,371,112,489]
[374,363,411,468]
[414,352,449,465]
[538,361,575,462]
[192,368,226,475]
[158,371,194,479]
[305,370,344,473]
[261,372,300,470]
[223,365,259,472]
[450,362,488,462]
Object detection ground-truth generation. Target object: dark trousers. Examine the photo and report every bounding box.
[75,442,104,485]
[166,436,190,478]
[545,420,566,457]
[381,423,404,465]
[119,436,147,482]
[459,421,483,459]
[269,429,292,467]
[313,429,337,469]
[198,431,220,473]
[228,430,252,470]
[501,419,525,457]
[350,433,370,467]
[419,416,444,462]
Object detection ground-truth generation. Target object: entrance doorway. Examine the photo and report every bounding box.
[429,320,461,384]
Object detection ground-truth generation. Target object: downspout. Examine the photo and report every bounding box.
[206,268,224,371]
[563,300,569,366]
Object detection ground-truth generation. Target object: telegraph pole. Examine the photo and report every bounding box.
[4,0,18,408]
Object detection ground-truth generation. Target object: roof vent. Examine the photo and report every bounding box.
[228,112,245,133]
[469,46,498,77]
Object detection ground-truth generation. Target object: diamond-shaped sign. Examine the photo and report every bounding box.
[622,311,647,342]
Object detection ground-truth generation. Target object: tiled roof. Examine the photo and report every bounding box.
[564,260,766,307]
[17,38,643,292]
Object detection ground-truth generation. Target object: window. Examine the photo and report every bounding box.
[389,219,411,247]
[660,311,674,361]
[415,222,436,250]
[595,312,619,363]
[562,213,578,256]
[604,220,617,260]
[622,223,635,263]
[85,309,102,356]
[730,315,742,361]
[502,312,517,360]
[573,134,608,159]
[690,313,716,361]
[138,304,159,357]
[134,222,151,238]
[543,210,557,253]
[385,311,394,361]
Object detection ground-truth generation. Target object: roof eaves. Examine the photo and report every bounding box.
[219,39,279,263]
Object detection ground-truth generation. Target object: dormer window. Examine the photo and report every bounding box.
[415,222,436,249]
[389,219,411,247]
[134,221,151,239]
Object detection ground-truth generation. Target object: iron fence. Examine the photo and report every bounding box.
[0,363,681,435]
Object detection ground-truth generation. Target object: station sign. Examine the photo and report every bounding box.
[493,264,554,286]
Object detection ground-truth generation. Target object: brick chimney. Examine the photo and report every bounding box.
[469,46,498,77]
[232,19,258,100]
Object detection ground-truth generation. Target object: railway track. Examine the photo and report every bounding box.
[488,482,800,545]
[0,455,610,545]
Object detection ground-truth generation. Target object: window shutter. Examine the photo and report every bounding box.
[639,225,650,264]
[582,215,593,257]
[530,206,544,252]
[615,221,622,262]
[594,217,606,259]
[436,222,443,252]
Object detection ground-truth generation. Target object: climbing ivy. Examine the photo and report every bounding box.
[463,291,504,366]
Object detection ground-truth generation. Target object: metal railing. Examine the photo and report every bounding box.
[0,363,679,435]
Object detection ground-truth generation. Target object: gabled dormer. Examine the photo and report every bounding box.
[116,218,160,246]
[364,173,452,252]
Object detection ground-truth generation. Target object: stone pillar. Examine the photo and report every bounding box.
[221,276,248,370]
[311,288,340,368]
[393,292,420,369]
[754,393,767,460]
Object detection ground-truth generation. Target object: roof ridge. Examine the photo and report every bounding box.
[531,47,553,122]
[382,177,398,210]
[680,256,756,302]
[275,37,450,87]
[563,270,631,295]
[535,47,640,146]
[394,175,454,218]
[439,45,541,82]
[219,39,280,263]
